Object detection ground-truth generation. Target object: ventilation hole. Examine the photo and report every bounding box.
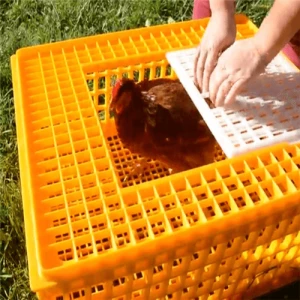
[98,94,105,105]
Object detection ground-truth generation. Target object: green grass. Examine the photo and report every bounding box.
[0,0,273,298]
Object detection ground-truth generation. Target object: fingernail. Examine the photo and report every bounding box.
[200,91,210,99]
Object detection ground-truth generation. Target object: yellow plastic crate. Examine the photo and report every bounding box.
[11,14,300,300]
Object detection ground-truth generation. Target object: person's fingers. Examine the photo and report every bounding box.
[224,78,248,106]
[202,49,219,93]
[214,78,235,107]
[193,45,201,86]
[196,49,208,91]
[209,64,227,105]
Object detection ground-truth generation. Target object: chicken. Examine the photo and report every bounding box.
[109,77,216,179]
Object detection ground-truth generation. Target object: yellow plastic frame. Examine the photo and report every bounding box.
[11,14,300,299]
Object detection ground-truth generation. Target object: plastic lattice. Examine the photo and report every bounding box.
[166,47,300,158]
[106,134,171,187]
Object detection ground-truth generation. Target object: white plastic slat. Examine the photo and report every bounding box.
[166,47,300,158]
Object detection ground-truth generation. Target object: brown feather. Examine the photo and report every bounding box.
[111,78,216,172]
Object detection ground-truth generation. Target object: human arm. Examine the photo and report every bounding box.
[209,0,235,15]
[193,0,236,93]
[253,0,300,64]
[208,0,300,107]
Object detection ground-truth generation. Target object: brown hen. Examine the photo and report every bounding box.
[109,77,216,177]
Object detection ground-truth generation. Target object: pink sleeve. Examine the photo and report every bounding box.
[192,0,211,19]
[282,31,300,68]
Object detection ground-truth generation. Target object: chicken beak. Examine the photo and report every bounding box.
[109,98,118,118]
[109,97,116,112]
[109,109,115,118]
[109,91,131,115]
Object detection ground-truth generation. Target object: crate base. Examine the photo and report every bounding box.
[104,122,227,189]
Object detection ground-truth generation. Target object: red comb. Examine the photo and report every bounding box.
[112,79,123,99]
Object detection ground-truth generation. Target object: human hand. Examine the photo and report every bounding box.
[194,11,236,93]
[208,38,268,107]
